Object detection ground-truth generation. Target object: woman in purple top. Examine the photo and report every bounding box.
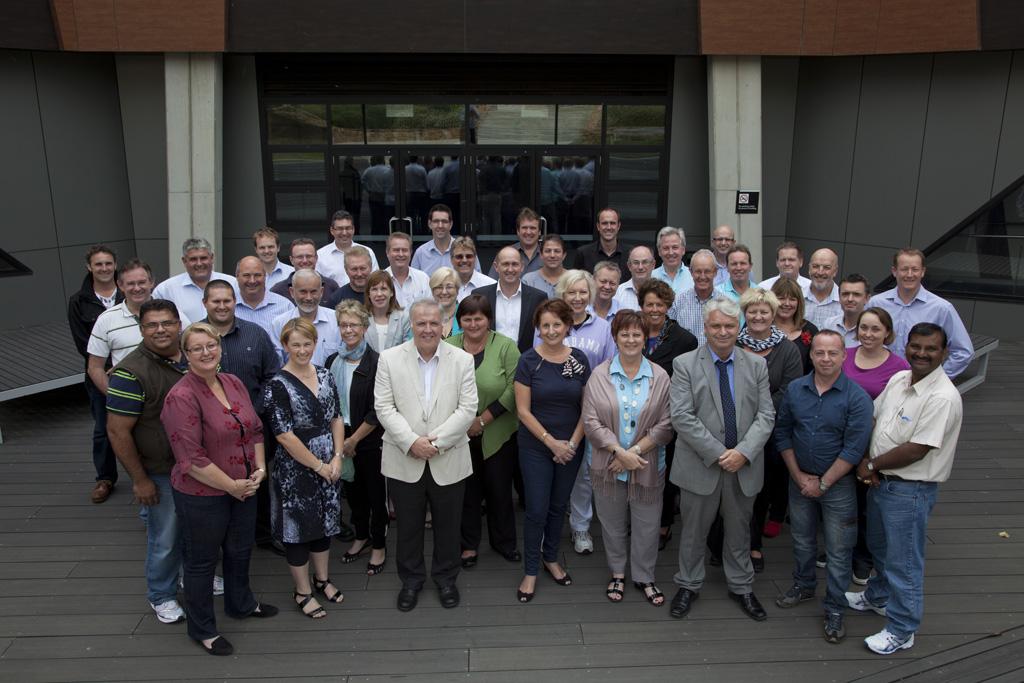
[843,307,910,399]
[532,269,614,369]
[161,322,277,656]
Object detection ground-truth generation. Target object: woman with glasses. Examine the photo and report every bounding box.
[364,270,411,353]
[161,322,277,656]
[429,266,461,339]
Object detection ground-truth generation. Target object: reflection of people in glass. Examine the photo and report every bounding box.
[405,156,429,234]
[478,156,505,235]
[339,157,362,230]
[540,159,565,234]
[441,156,461,233]
[361,156,395,235]
[426,157,446,208]
[573,157,595,234]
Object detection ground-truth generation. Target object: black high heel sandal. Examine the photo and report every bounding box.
[313,577,344,603]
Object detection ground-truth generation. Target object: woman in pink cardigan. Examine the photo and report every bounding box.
[582,310,674,606]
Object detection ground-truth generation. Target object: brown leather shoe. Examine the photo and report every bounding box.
[91,480,114,504]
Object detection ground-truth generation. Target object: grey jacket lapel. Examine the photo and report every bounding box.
[700,346,725,423]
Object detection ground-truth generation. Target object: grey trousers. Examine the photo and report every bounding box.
[674,471,756,594]
[593,478,664,584]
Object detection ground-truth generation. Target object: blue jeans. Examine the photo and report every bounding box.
[519,444,583,576]
[865,478,938,639]
[144,474,182,605]
[173,489,258,642]
[84,377,118,483]
[787,475,857,615]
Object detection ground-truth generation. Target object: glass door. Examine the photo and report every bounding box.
[468,152,534,244]
[332,150,397,243]
[397,152,463,239]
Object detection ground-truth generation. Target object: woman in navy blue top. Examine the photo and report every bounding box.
[513,299,591,603]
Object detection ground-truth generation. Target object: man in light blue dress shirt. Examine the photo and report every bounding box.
[152,237,238,324]
[652,226,694,294]
[253,227,294,292]
[235,256,293,337]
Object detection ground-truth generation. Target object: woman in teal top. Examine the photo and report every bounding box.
[446,294,521,566]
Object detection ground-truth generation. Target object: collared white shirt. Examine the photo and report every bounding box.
[494,283,524,341]
[417,347,442,402]
[821,313,859,347]
[87,302,192,365]
[315,241,380,286]
[758,273,811,290]
[870,367,963,483]
[385,265,433,309]
[457,270,496,302]
[802,282,842,329]
[270,305,341,366]
[235,290,293,338]
[613,279,641,310]
[152,272,237,325]
[264,260,295,291]
[651,264,694,295]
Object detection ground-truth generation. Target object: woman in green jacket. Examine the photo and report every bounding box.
[447,294,522,567]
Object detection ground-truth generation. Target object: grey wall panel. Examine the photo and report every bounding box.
[840,243,898,293]
[993,51,1024,194]
[761,57,799,241]
[666,56,709,238]
[135,238,170,283]
[0,51,58,253]
[33,52,134,249]
[0,250,68,329]
[115,55,167,243]
[222,237,255,278]
[786,57,863,244]
[912,51,1013,250]
[223,56,267,243]
[962,299,1024,338]
[846,54,932,250]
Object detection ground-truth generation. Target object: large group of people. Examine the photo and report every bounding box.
[68,204,969,657]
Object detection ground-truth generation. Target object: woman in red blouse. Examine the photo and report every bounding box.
[161,322,278,656]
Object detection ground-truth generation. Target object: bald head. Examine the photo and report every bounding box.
[809,248,839,293]
[712,224,736,258]
[689,249,718,295]
[236,255,267,301]
[495,246,525,288]
[627,245,655,284]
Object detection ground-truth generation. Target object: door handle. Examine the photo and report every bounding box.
[539,216,548,237]
[402,216,413,231]
[388,216,400,234]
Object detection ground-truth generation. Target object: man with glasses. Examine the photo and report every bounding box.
[451,237,495,302]
[710,225,736,286]
[271,238,342,304]
[412,204,480,276]
[106,300,189,625]
[316,210,380,285]
[613,245,656,310]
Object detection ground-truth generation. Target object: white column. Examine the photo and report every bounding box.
[165,53,223,275]
[707,56,763,279]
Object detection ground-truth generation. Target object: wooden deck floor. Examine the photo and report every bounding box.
[1,343,1023,682]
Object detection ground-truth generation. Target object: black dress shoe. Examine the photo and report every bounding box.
[335,521,356,543]
[500,549,522,563]
[198,635,233,656]
[708,554,723,567]
[669,588,698,619]
[397,587,420,612]
[730,591,768,621]
[461,554,478,569]
[439,584,460,609]
[751,553,765,573]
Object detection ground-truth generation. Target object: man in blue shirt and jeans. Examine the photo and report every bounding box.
[773,330,873,644]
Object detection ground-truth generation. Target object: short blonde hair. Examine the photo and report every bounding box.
[181,322,222,352]
[279,317,318,346]
[335,299,370,328]
[429,266,458,291]
[555,269,595,301]
[739,287,780,317]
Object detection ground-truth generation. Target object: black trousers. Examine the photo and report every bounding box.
[347,429,388,549]
[853,478,874,569]
[661,438,677,528]
[389,465,466,591]
[255,418,275,545]
[750,441,787,551]
[461,436,517,555]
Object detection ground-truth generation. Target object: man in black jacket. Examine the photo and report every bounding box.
[67,245,123,503]
[475,246,548,353]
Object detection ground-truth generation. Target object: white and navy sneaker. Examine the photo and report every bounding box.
[572,530,594,555]
[846,590,887,616]
[865,628,915,655]
[150,599,185,624]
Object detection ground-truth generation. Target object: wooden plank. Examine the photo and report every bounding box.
[0,614,142,638]
[853,627,1024,683]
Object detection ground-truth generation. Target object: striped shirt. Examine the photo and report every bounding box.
[106,359,188,416]
[668,288,719,346]
[264,260,295,291]
[235,291,293,338]
[87,302,192,365]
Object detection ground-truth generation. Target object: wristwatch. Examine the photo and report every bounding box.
[818,479,831,493]
[866,461,875,472]
[478,417,486,429]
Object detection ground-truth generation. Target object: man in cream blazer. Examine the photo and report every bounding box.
[668,297,775,622]
[375,299,478,612]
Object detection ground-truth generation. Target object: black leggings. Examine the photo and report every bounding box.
[284,536,331,567]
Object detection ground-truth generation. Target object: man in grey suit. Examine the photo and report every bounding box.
[375,299,479,612]
[668,298,775,621]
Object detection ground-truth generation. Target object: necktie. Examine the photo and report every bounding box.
[715,359,738,448]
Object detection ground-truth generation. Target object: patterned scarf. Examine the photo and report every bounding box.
[737,325,786,352]
[332,339,367,418]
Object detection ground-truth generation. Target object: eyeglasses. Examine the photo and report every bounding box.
[432,284,457,292]
[141,320,180,331]
[452,254,475,261]
[186,342,220,355]
[338,323,364,331]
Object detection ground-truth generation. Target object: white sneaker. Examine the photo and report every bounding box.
[846,590,887,616]
[150,599,185,624]
[177,575,225,596]
[864,628,914,655]
[572,530,594,555]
